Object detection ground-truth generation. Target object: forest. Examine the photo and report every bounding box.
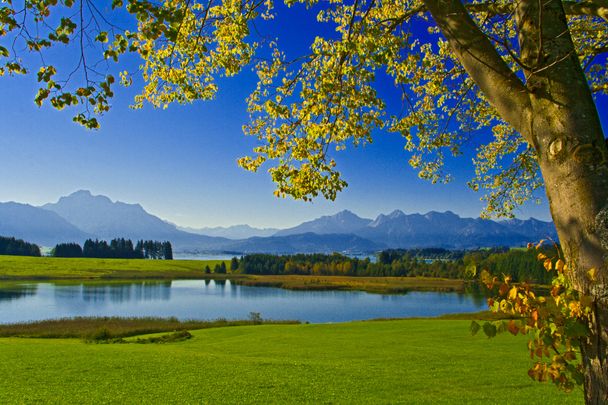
[52,239,173,260]
[0,236,41,257]
[238,247,558,284]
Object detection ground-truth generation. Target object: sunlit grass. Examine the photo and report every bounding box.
[0,255,229,280]
[0,319,583,404]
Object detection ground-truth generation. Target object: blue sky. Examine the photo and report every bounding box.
[1,2,601,229]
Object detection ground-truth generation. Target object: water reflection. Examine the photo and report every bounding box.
[0,283,37,302]
[0,279,488,324]
[51,281,173,304]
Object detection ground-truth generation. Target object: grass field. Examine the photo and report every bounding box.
[0,255,230,280]
[235,274,466,293]
[0,319,582,404]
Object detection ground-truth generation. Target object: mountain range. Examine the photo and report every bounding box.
[178,224,279,239]
[0,190,558,254]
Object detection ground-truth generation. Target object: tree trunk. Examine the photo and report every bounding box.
[514,1,608,400]
[424,0,608,402]
[534,86,608,405]
[531,71,608,405]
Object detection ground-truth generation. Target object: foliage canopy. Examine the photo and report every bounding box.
[1,0,606,217]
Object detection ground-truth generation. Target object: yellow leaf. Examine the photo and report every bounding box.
[508,286,518,300]
[587,268,597,282]
[543,258,553,271]
[555,259,565,272]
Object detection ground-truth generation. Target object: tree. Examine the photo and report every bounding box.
[214,261,227,274]
[52,242,83,258]
[1,0,607,401]
[230,257,239,272]
[135,240,145,259]
[162,241,173,260]
[0,236,41,257]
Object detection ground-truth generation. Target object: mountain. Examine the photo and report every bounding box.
[42,190,177,239]
[0,202,90,246]
[358,210,556,248]
[500,218,558,241]
[275,210,372,236]
[220,233,384,254]
[41,190,229,251]
[178,224,279,239]
[0,190,558,253]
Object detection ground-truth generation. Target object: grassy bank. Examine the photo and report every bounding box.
[0,316,299,339]
[233,274,466,293]
[0,255,230,280]
[0,319,582,404]
[0,255,468,293]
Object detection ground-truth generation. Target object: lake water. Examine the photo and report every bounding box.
[0,280,487,324]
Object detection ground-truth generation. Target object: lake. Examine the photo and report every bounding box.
[0,280,487,324]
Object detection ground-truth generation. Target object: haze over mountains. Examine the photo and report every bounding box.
[0,202,90,247]
[0,190,558,254]
[178,224,279,239]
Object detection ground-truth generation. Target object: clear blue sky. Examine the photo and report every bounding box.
[0,3,603,228]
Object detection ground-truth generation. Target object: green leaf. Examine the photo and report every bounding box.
[482,322,497,338]
[564,319,588,338]
[470,321,480,336]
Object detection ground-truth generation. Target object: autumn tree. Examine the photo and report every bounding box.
[1,0,607,402]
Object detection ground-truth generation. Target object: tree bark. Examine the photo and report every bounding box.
[515,1,608,402]
[424,0,608,402]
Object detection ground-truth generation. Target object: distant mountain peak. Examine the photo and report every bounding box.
[42,190,181,241]
[387,209,406,218]
[274,209,372,237]
[335,209,356,216]
[59,190,112,204]
[423,210,461,220]
[70,189,93,197]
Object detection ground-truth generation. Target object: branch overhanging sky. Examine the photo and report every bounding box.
[1,1,605,228]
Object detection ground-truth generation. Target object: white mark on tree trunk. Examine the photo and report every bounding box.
[548,137,565,160]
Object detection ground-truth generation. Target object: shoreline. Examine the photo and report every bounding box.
[0,255,469,294]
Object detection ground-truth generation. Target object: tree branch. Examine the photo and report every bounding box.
[422,0,533,139]
[465,1,608,23]
[563,0,608,22]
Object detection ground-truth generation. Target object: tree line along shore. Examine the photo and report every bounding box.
[0,241,558,294]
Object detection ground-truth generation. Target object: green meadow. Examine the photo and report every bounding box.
[0,255,228,280]
[0,255,584,403]
[0,320,583,404]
